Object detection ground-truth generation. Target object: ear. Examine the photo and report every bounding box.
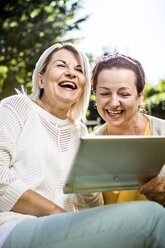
[37,74,44,89]
[138,90,144,105]
[139,90,144,99]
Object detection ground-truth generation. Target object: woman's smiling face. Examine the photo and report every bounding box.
[37,48,86,117]
[95,67,142,128]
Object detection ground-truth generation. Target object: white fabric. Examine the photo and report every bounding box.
[0,94,103,244]
[0,219,25,248]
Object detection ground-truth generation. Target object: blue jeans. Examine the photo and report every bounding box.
[3,201,165,248]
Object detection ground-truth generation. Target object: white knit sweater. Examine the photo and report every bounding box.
[0,95,103,231]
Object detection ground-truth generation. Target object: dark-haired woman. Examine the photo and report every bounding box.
[91,53,165,206]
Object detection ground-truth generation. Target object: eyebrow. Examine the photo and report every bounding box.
[118,87,130,91]
[54,59,66,64]
[54,59,81,67]
[99,86,131,91]
[99,86,110,90]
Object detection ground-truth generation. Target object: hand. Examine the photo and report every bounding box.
[139,176,165,207]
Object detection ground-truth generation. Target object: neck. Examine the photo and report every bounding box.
[107,113,148,135]
[37,98,69,120]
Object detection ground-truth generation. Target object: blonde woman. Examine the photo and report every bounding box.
[1,45,165,248]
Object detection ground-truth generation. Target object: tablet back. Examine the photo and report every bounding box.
[64,135,165,193]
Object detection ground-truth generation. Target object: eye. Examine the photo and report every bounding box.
[100,92,110,96]
[120,93,130,97]
[57,64,65,68]
[76,68,83,73]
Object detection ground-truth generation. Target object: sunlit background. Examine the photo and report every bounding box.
[1,0,165,119]
[65,0,165,86]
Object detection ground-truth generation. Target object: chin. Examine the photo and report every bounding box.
[62,97,77,104]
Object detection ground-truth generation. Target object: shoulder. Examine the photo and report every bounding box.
[1,94,33,124]
[76,121,88,136]
[146,115,165,135]
[1,94,31,109]
[88,123,107,136]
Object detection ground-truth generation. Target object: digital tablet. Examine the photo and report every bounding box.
[64,135,165,194]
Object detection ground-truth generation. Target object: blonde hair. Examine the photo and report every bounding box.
[31,43,91,122]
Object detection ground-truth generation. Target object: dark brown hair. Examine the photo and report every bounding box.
[91,53,146,95]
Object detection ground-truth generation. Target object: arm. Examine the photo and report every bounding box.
[0,97,66,215]
[11,189,66,216]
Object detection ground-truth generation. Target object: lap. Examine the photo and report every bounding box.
[3,201,165,248]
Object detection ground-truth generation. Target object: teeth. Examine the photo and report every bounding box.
[107,110,122,116]
[59,82,76,89]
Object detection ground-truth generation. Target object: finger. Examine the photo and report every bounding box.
[139,176,163,194]
[146,193,165,206]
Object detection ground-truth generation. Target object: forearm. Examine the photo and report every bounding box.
[11,189,67,216]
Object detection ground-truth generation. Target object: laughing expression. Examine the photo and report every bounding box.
[95,67,142,129]
[37,49,86,118]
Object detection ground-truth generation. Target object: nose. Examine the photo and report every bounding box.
[65,67,76,78]
[109,94,120,108]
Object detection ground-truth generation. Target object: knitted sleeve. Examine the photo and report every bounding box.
[0,95,31,211]
[73,192,104,210]
[149,115,165,135]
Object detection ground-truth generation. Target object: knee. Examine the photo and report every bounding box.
[124,201,165,228]
[135,201,164,214]
[122,200,164,216]
[104,200,165,225]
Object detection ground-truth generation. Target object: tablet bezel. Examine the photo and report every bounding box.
[64,135,165,194]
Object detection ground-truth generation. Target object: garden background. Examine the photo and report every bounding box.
[1,0,165,128]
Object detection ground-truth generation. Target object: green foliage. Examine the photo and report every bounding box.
[0,0,87,100]
[143,80,165,118]
[0,65,8,93]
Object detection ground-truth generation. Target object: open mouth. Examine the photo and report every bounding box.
[106,110,124,117]
[59,81,77,90]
